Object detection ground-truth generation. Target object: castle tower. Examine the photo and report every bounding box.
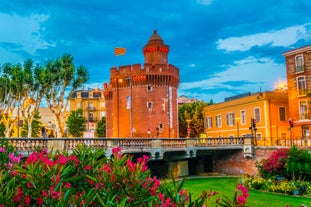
[104,30,180,138]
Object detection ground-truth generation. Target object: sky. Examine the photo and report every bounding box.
[0,0,311,103]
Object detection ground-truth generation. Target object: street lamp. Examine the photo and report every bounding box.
[186,119,191,138]
[124,77,133,137]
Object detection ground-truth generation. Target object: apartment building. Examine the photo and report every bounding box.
[203,91,289,146]
[283,44,311,139]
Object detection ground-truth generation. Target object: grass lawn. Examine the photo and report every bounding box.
[183,177,311,207]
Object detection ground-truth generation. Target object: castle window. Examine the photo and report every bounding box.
[147,85,152,91]
[295,55,304,73]
[159,123,163,129]
[147,102,153,109]
[77,92,81,98]
[76,102,81,109]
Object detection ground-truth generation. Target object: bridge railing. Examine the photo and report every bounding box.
[195,137,244,146]
[6,137,247,153]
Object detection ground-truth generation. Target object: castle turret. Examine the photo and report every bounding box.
[104,30,179,138]
[143,30,169,65]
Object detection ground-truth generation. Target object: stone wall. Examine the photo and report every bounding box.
[213,147,280,176]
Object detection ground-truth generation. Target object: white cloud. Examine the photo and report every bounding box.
[0,12,53,57]
[179,56,286,103]
[216,23,311,52]
[197,0,213,5]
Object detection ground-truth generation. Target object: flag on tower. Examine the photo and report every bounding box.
[114,47,126,56]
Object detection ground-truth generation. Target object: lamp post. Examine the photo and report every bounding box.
[125,77,133,137]
[186,119,191,138]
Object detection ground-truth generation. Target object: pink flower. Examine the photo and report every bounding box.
[102,164,111,173]
[237,195,247,206]
[126,160,136,172]
[65,182,71,188]
[25,196,31,206]
[36,197,44,206]
[58,154,67,165]
[158,192,165,201]
[237,183,249,197]
[84,165,92,171]
[112,147,121,158]
[0,147,5,153]
[26,182,34,188]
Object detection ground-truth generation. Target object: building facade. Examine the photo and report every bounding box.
[203,91,289,146]
[283,44,311,139]
[104,30,180,138]
[69,89,106,136]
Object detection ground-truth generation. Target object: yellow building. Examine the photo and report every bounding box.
[203,91,289,146]
[69,88,106,136]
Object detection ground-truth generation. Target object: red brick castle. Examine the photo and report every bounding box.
[104,30,180,138]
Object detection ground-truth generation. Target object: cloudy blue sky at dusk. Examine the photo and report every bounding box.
[1,0,311,103]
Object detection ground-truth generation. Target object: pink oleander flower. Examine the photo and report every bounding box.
[0,147,5,153]
[36,198,44,206]
[237,195,247,206]
[26,182,34,188]
[25,196,31,207]
[102,164,111,173]
[126,160,136,172]
[8,152,21,163]
[112,146,121,158]
[237,183,249,197]
[58,154,67,165]
[65,182,71,188]
[84,165,92,171]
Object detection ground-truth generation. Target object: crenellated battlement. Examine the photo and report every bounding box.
[110,63,179,79]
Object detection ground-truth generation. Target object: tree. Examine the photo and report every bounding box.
[0,60,45,138]
[66,109,86,137]
[96,117,106,137]
[178,101,209,138]
[43,54,89,137]
[21,111,42,138]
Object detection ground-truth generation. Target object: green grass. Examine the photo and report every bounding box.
[183,177,311,207]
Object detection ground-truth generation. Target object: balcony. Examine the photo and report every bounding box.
[298,89,307,96]
[86,106,96,110]
[88,117,99,122]
[299,113,311,120]
[296,65,304,73]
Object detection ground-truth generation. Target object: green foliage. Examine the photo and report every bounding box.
[178,101,209,137]
[243,175,311,197]
[0,139,249,206]
[21,111,42,137]
[256,146,311,181]
[96,117,106,137]
[286,146,311,181]
[66,108,86,137]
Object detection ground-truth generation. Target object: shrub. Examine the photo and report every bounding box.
[0,139,249,206]
[256,148,287,179]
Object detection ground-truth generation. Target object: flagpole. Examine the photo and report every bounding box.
[129,77,133,137]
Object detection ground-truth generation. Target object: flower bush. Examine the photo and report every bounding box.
[0,138,249,206]
[242,175,311,197]
[256,148,288,179]
[216,183,249,207]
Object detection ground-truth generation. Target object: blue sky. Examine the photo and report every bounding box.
[1,0,311,103]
